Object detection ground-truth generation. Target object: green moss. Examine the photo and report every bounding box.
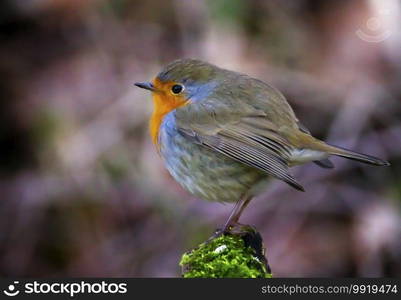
[180,233,272,278]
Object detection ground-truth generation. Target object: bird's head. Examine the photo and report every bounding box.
[135,59,220,146]
[135,59,220,111]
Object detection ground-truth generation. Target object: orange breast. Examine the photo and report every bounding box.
[149,79,189,148]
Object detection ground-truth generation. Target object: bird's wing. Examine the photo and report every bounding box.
[175,95,304,191]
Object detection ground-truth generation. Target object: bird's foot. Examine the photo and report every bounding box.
[205,228,225,244]
[206,221,247,243]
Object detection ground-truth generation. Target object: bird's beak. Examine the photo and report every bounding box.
[134,82,155,92]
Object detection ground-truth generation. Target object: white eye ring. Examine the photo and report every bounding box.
[171,84,184,94]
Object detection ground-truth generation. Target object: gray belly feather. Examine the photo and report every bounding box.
[159,124,264,203]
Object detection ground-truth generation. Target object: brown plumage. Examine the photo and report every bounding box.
[135,59,390,230]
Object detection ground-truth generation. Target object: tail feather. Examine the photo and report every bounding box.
[313,158,335,169]
[325,143,390,166]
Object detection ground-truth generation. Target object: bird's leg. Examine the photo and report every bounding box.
[207,196,253,242]
[222,196,252,233]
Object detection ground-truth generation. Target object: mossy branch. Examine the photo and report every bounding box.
[180,225,272,278]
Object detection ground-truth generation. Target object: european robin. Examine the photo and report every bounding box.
[135,59,389,231]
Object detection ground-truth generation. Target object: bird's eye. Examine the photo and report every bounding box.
[171,84,184,94]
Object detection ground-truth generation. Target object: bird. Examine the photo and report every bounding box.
[135,59,389,232]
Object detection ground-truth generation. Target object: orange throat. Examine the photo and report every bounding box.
[149,79,189,148]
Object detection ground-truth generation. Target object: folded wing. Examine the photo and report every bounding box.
[175,96,305,191]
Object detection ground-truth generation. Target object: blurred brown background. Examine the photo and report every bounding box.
[0,0,400,277]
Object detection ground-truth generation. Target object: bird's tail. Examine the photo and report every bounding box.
[323,143,390,166]
[291,131,390,166]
